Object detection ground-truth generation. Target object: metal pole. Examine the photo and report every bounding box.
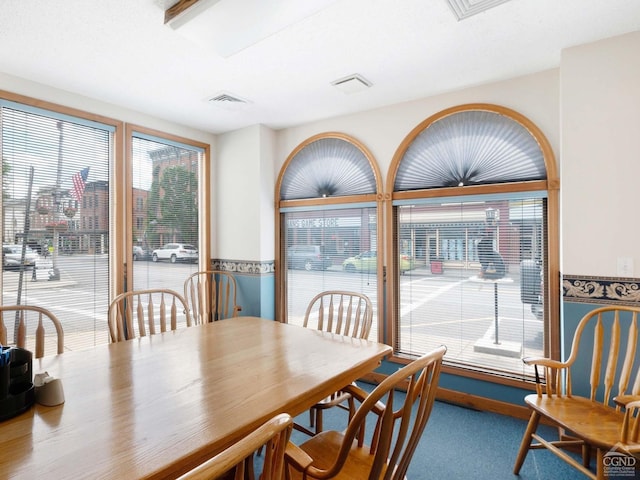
[50,121,64,281]
[493,281,500,345]
[14,166,34,337]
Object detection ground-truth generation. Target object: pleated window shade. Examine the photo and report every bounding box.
[280,138,376,200]
[392,109,549,381]
[280,137,381,342]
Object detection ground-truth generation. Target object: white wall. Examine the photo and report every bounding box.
[215,125,276,261]
[258,126,276,260]
[560,31,640,277]
[274,69,560,191]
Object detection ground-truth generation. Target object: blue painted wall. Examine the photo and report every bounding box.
[234,273,275,320]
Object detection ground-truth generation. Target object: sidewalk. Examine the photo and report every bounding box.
[2,265,77,292]
[405,263,524,283]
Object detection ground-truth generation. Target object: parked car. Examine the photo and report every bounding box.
[26,241,43,255]
[287,245,331,271]
[2,244,39,269]
[133,246,151,261]
[152,243,198,263]
[520,259,543,320]
[342,251,414,273]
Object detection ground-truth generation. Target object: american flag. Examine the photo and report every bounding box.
[71,167,90,201]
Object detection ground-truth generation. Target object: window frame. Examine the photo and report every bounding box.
[385,104,560,386]
[0,89,124,349]
[124,124,210,294]
[0,90,210,352]
[275,132,384,340]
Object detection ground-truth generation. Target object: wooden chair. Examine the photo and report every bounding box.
[184,270,242,324]
[0,305,64,358]
[108,288,191,342]
[177,413,293,480]
[285,345,446,480]
[300,291,374,436]
[513,305,640,479]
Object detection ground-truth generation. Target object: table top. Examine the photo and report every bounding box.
[0,317,391,479]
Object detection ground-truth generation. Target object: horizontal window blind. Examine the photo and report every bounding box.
[130,134,201,293]
[284,206,379,342]
[395,193,546,379]
[1,102,113,352]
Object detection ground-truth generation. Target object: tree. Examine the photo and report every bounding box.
[2,158,10,200]
[158,165,198,245]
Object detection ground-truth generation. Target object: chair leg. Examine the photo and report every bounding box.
[582,443,591,468]
[315,408,323,435]
[513,411,541,474]
[347,396,356,422]
[309,407,315,429]
[596,448,604,480]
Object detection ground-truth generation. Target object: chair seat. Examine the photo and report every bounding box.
[524,393,629,450]
[288,430,386,480]
[285,347,445,480]
[514,307,640,479]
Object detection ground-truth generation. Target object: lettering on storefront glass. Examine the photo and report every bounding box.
[288,218,339,228]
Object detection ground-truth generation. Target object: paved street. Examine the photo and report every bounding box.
[2,254,198,352]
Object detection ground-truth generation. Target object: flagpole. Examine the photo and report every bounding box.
[49,120,64,281]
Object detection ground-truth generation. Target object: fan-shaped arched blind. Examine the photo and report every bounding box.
[394,110,546,191]
[280,138,376,200]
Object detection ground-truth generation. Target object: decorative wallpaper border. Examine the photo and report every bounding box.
[211,259,275,275]
[206,267,640,304]
[563,275,640,306]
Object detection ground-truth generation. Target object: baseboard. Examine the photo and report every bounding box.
[361,372,534,421]
[435,387,532,420]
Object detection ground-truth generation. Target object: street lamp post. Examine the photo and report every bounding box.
[49,121,65,281]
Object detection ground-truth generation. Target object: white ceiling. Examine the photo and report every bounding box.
[1,0,639,134]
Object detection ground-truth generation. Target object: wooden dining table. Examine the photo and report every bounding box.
[0,316,392,479]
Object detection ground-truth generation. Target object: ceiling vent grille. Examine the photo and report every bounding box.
[331,74,372,94]
[208,92,249,104]
[446,0,512,20]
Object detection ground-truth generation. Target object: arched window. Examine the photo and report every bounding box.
[276,133,384,341]
[387,104,559,381]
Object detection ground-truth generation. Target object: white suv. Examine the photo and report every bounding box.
[152,243,198,264]
[3,245,39,269]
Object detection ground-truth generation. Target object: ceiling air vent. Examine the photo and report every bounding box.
[446,0,512,21]
[208,92,251,111]
[208,92,248,104]
[331,74,372,94]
